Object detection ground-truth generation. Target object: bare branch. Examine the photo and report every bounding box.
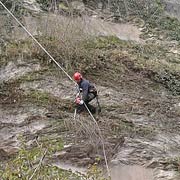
[29,148,48,180]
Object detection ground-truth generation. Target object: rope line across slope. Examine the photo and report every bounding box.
[0,1,110,177]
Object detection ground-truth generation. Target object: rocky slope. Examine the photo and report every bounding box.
[1,0,180,180]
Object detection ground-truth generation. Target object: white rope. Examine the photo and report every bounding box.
[84,103,110,177]
[0,1,74,83]
[0,1,111,177]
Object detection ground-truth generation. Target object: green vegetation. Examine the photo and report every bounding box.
[1,1,180,179]
[0,136,108,180]
[24,89,74,112]
[3,30,180,96]
[94,37,180,95]
[36,0,49,10]
[144,16,180,41]
[27,90,52,105]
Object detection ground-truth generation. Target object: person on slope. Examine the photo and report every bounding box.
[73,72,98,114]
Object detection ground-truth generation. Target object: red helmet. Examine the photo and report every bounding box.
[73,72,82,81]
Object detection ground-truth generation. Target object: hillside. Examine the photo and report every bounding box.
[1,0,180,179]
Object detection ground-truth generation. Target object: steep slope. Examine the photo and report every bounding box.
[1,0,180,179]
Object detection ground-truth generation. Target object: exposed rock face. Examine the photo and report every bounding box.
[162,0,180,19]
[55,136,125,166]
[1,1,180,180]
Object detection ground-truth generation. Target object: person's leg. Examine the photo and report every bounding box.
[76,104,85,113]
[76,93,97,114]
[84,93,97,114]
[87,103,96,114]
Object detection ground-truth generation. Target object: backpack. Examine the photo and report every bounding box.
[89,84,98,96]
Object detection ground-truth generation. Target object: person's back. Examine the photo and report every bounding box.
[73,72,98,113]
[78,78,97,103]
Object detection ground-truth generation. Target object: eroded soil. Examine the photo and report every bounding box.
[1,49,180,179]
[1,12,180,179]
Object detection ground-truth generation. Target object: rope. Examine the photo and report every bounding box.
[84,103,110,176]
[0,1,111,177]
[0,1,73,83]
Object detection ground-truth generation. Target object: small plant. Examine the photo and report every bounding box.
[0,136,110,180]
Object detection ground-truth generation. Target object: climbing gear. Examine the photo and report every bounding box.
[75,91,101,114]
[73,72,82,81]
[79,100,84,105]
[89,86,97,96]
[88,84,100,113]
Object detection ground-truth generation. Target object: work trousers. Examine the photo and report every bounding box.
[77,93,96,113]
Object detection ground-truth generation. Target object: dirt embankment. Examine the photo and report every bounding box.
[1,7,180,179]
[1,43,180,179]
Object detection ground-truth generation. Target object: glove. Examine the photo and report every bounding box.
[79,100,84,105]
[75,97,84,105]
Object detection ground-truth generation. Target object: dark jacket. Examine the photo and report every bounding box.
[78,78,96,102]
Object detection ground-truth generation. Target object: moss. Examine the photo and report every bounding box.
[0,137,79,179]
[23,89,74,113]
[0,135,108,179]
[144,15,180,41]
[84,36,127,50]
[0,56,7,66]
[27,90,51,105]
[16,72,43,83]
[154,71,180,95]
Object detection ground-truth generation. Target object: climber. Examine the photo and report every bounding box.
[73,72,100,114]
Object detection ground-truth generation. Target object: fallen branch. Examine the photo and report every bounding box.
[29,148,48,180]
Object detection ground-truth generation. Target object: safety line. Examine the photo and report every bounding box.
[0,1,74,83]
[84,103,110,176]
[0,1,111,177]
